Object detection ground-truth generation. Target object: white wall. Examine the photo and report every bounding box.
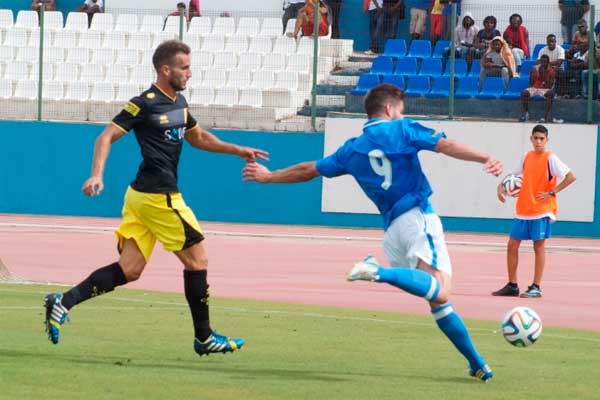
[322,118,595,222]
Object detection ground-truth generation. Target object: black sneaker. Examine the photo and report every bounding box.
[520,284,542,298]
[492,283,519,296]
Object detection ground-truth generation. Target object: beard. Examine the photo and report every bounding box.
[169,77,186,91]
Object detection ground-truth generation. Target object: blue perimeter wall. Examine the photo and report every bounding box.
[2,120,600,237]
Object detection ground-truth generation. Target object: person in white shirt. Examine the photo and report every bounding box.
[76,0,104,27]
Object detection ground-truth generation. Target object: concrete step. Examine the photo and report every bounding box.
[315,84,354,96]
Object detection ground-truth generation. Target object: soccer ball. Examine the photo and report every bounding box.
[502,174,523,197]
[501,306,542,347]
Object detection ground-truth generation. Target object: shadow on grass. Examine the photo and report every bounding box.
[0,348,372,383]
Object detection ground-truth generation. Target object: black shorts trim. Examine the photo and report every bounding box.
[166,193,205,250]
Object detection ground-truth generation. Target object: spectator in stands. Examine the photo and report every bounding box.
[503,13,529,69]
[76,0,103,27]
[479,37,514,90]
[382,0,405,42]
[451,12,478,67]
[441,0,461,41]
[189,0,201,18]
[169,2,191,24]
[31,0,56,12]
[325,0,342,38]
[520,55,561,123]
[473,16,501,62]
[283,0,306,34]
[581,43,600,98]
[559,0,589,45]
[595,20,600,42]
[430,0,445,47]
[538,34,566,96]
[287,0,329,39]
[365,0,384,55]
[408,0,430,42]
[562,44,587,98]
[571,19,589,53]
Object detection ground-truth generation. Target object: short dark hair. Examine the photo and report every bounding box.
[364,84,405,118]
[547,34,556,41]
[152,40,191,71]
[539,54,550,61]
[483,16,497,26]
[532,124,548,137]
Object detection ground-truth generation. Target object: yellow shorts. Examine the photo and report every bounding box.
[116,186,204,262]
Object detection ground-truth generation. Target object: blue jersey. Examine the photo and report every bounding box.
[316,118,446,230]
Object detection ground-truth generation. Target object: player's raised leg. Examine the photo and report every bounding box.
[175,242,244,356]
[44,238,144,344]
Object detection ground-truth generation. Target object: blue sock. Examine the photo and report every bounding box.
[376,267,441,301]
[432,303,485,370]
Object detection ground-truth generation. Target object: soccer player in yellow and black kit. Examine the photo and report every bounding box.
[44,40,268,355]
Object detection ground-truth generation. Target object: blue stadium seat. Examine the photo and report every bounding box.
[394,57,418,76]
[454,76,479,98]
[444,58,468,77]
[351,73,380,95]
[383,74,405,90]
[407,39,432,59]
[424,76,452,98]
[475,76,505,99]
[531,43,545,60]
[383,39,407,59]
[468,60,480,76]
[370,56,394,76]
[562,43,571,51]
[404,75,430,97]
[431,40,450,59]
[520,60,537,76]
[500,77,530,100]
[419,58,443,77]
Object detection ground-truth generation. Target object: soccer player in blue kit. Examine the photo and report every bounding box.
[242,84,502,381]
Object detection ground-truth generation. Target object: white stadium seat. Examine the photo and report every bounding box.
[45,47,65,64]
[88,81,115,121]
[184,33,201,51]
[212,17,235,35]
[258,18,281,37]
[79,30,104,49]
[65,12,88,32]
[191,51,213,70]
[213,86,238,106]
[62,81,90,120]
[139,14,163,33]
[4,61,29,82]
[0,45,14,63]
[104,64,129,83]
[129,64,155,85]
[44,11,64,30]
[29,63,54,81]
[188,17,211,35]
[152,32,177,48]
[238,52,262,71]
[163,16,183,34]
[262,53,286,72]
[42,80,64,99]
[54,63,80,82]
[238,87,262,107]
[79,63,105,83]
[286,54,310,73]
[275,70,299,90]
[189,86,214,105]
[226,69,251,88]
[297,37,320,55]
[0,78,13,98]
[212,52,237,70]
[224,36,248,54]
[128,32,153,50]
[200,34,225,53]
[248,36,273,54]
[116,48,139,66]
[115,82,140,102]
[202,69,226,88]
[53,29,78,48]
[91,48,115,64]
[273,36,296,55]
[236,17,260,36]
[115,14,139,32]
[16,46,38,63]
[66,47,90,64]
[27,29,53,47]
[102,31,127,49]
[90,13,114,31]
[15,10,38,30]
[0,9,14,31]
[3,27,28,47]
[251,70,275,89]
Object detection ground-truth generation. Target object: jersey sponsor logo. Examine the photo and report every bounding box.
[164,126,186,142]
[146,92,156,99]
[123,101,141,117]
[159,114,169,124]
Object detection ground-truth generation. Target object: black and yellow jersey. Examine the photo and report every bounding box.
[112,84,198,193]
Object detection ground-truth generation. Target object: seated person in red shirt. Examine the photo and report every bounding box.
[287,0,329,39]
[520,55,561,123]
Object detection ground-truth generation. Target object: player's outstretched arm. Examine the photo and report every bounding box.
[243,161,320,184]
[82,123,127,197]
[435,138,503,176]
[185,126,269,162]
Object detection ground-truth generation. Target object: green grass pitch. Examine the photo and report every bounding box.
[1,284,599,400]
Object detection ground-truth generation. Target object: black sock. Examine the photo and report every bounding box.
[531,283,540,290]
[61,262,127,310]
[184,269,211,341]
[508,282,518,288]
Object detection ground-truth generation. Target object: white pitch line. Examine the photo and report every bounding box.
[2,286,599,343]
[2,222,600,252]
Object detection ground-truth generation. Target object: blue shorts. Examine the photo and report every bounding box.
[509,217,552,241]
